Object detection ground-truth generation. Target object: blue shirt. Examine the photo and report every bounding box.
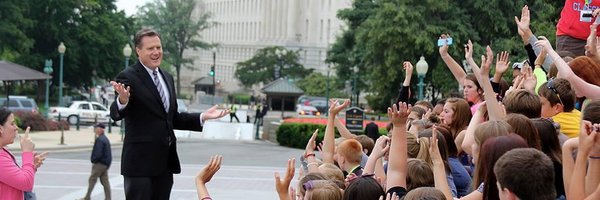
[449,157,472,197]
[91,134,112,167]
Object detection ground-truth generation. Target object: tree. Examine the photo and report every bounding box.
[138,0,214,93]
[0,0,34,60]
[235,46,313,87]
[297,72,348,97]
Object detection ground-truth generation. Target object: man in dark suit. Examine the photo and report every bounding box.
[110,29,228,200]
[365,117,380,142]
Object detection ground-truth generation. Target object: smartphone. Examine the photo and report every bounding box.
[437,37,453,47]
[581,10,593,22]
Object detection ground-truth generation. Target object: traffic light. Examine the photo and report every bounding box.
[209,66,215,77]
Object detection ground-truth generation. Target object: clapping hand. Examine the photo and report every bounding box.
[371,136,391,159]
[201,105,230,121]
[328,99,350,116]
[110,81,130,104]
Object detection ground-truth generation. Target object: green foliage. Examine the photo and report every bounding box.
[276,123,338,149]
[328,0,562,111]
[0,0,136,93]
[13,111,69,131]
[235,46,313,87]
[296,72,348,97]
[229,93,250,104]
[138,0,214,93]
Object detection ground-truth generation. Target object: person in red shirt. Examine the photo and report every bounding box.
[556,0,600,56]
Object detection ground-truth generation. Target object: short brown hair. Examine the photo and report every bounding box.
[494,148,556,200]
[404,187,446,200]
[406,158,434,191]
[415,100,434,110]
[304,180,343,200]
[583,100,600,124]
[502,89,541,118]
[134,28,161,48]
[337,139,363,164]
[505,114,542,150]
[354,135,374,155]
[474,120,512,147]
[538,78,576,112]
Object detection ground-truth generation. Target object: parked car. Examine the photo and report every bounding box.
[0,96,39,113]
[308,100,328,114]
[296,104,321,116]
[48,101,110,125]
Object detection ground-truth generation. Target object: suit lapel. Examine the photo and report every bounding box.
[133,63,167,115]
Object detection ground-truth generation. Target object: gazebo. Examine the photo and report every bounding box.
[192,76,215,95]
[261,78,304,114]
[0,60,52,105]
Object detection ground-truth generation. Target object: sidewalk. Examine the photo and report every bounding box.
[7,126,125,153]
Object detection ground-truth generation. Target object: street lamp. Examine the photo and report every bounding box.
[43,60,53,118]
[326,64,331,115]
[275,48,286,79]
[123,44,132,69]
[211,47,217,104]
[121,44,132,141]
[57,42,66,106]
[416,56,429,100]
[353,66,359,107]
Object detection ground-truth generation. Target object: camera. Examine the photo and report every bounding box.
[437,37,453,47]
[581,10,593,22]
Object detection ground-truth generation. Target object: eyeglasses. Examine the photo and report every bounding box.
[546,78,564,106]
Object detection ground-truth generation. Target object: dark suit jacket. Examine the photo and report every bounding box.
[110,61,202,177]
[365,122,380,142]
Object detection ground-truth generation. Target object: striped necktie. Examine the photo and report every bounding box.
[152,70,169,111]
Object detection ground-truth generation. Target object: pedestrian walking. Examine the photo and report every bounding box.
[81,123,112,200]
[230,104,240,123]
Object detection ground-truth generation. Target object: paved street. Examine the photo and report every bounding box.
[20,139,304,200]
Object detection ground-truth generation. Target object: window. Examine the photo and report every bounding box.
[79,103,90,110]
[8,100,18,107]
[93,104,106,111]
[21,100,33,107]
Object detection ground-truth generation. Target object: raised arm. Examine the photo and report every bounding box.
[430,127,454,200]
[562,138,579,197]
[465,42,504,120]
[386,102,411,191]
[395,62,414,104]
[439,34,467,85]
[335,118,357,139]
[304,129,320,173]
[515,5,553,70]
[586,17,600,63]
[323,100,351,164]
[196,155,223,200]
[364,136,390,184]
[535,37,600,99]
[568,123,598,200]
[275,158,295,200]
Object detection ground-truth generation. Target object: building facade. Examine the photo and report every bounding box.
[179,0,352,97]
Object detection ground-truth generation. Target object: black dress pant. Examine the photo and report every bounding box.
[124,172,173,200]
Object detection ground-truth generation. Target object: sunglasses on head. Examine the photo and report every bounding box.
[546,78,564,106]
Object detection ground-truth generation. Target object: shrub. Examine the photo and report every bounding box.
[13,111,69,131]
[277,123,341,149]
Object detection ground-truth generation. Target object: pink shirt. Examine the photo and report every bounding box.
[470,102,484,115]
[0,148,35,200]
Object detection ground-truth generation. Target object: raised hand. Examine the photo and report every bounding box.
[196,155,223,185]
[305,129,318,155]
[534,36,554,52]
[429,126,443,165]
[522,66,537,92]
[464,40,474,62]
[586,23,600,57]
[201,105,230,121]
[495,51,510,75]
[328,99,350,116]
[275,158,296,197]
[388,102,411,127]
[371,136,391,159]
[110,81,130,104]
[438,34,451,56]
[34,152,49,169]
[514,5,531,38]
[20,127,34,152]
[479,45,494,78]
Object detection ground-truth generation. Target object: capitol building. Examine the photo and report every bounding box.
[179,0,352,96]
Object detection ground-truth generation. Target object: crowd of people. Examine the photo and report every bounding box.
[3,1,600,200]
